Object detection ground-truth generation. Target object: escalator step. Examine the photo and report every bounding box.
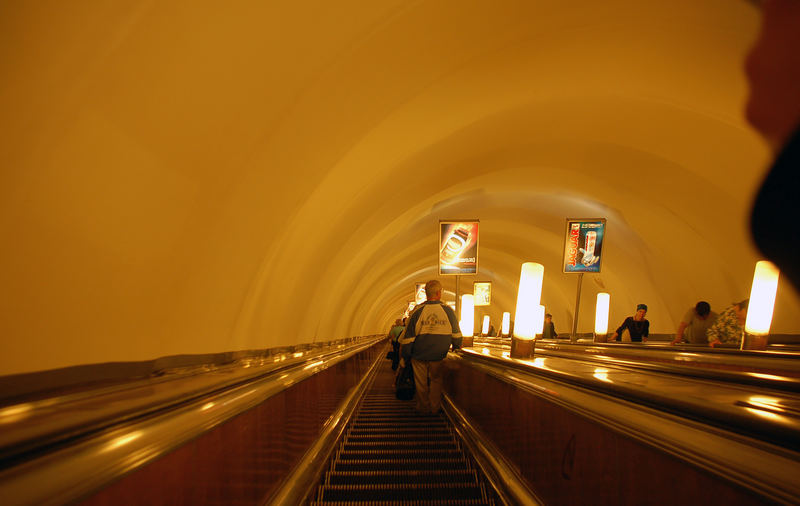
[337,449,463,460]
[325,469,477,485]
[333,458,469,472]
[342,441,457,451]
[345,434,454,443]
[311,500,493,505]
[319,482,484,501]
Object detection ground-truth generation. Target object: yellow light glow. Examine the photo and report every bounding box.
[501,351,510,359]
[745,260,780,336]
[595,292,610,335]
[292,352,304,358]
[0,404,33,424]
[501,312,510,336]
[201,402,215,411]
[533,357,545,367]
[460,294,475,336]
[514,262,544,340]
[481,315,490,335]
[593,367,611,383]
[482,347,490,355]
[102,431,142,453]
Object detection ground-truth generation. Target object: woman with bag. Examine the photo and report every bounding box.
[611,304,650,343]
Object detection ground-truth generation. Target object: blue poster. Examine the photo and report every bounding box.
[563,219,606,273]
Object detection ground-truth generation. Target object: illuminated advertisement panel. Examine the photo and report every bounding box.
[473,281,491,306]
[563,218,606,273]
[404,301,416,318]
[439,220,479,275]
[415,283,427,305]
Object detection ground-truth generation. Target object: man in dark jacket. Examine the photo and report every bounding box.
[400,279,462,414]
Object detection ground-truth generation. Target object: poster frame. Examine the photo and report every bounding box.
[438,219,480,276]
[562,218,607,274]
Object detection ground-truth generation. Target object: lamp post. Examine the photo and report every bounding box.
[501,312,510,337]
[742,260,780,350]
[594,292,610,343]
[511,262,544,358]
[460,294,475,347]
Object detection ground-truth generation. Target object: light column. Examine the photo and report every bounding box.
[460,294,475,347]
[743,261,780,350]
[512,262,544,358]
[594,293,610,343]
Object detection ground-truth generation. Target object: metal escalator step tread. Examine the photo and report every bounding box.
[319,482,484,501]
[351,422,448,429]
[342,441,457,450]
[337,449,463,460]
[333,458,469,472]
[325,469,477,485]
[346,433,452,440]
[310,500,493,506]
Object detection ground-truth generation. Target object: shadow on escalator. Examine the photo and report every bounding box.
[309,357,499,505]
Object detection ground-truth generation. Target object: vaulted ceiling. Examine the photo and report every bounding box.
[2,0,796,375]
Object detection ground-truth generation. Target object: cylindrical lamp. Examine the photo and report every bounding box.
[460,294,475,347]
[743,261,780,350]
[512,262,544,358]
[594,292,610,342]
[513,262,544,340]
[482,315,490,336]
[501,312,510,336]
[533,305,545,337]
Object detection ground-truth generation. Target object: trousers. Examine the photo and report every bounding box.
[411,359,445,413]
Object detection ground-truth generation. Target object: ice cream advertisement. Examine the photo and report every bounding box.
[473,281,491,306]
[439,220,479,275]
[563,219,606,273]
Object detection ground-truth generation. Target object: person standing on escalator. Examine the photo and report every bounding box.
[400,279,462,414]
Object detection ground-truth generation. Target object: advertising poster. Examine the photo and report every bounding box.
[473,281,491,306]
[563,218,606,273]
[404,301,416,318]
[414,283,427,305]
[439,220,479,275]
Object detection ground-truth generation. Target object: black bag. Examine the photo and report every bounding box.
[395,361,415,400]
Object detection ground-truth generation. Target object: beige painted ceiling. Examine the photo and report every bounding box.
[2,0,797,375]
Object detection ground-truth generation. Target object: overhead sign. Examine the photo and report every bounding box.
[439,220,479,275]
[563,218,606,273]
[473,281,491,306]
[414,283,427,305]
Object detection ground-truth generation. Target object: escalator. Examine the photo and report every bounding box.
[309,357,499,505]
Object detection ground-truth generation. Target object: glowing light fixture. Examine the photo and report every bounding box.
[460,294,474,337]
[533,305,545,337]
[501,312,510,336]
[595,292,610,335]
[513,262,544,340]
[745,261,780,336]
[482,315,490,335]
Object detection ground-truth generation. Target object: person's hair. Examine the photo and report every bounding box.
[545,313,552,318]
[695,301,711,317]
[734,299,750,311]
[636,303,648,312]
[425,279,442,299]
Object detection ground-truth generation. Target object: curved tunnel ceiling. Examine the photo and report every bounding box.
[2,0,797,375]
